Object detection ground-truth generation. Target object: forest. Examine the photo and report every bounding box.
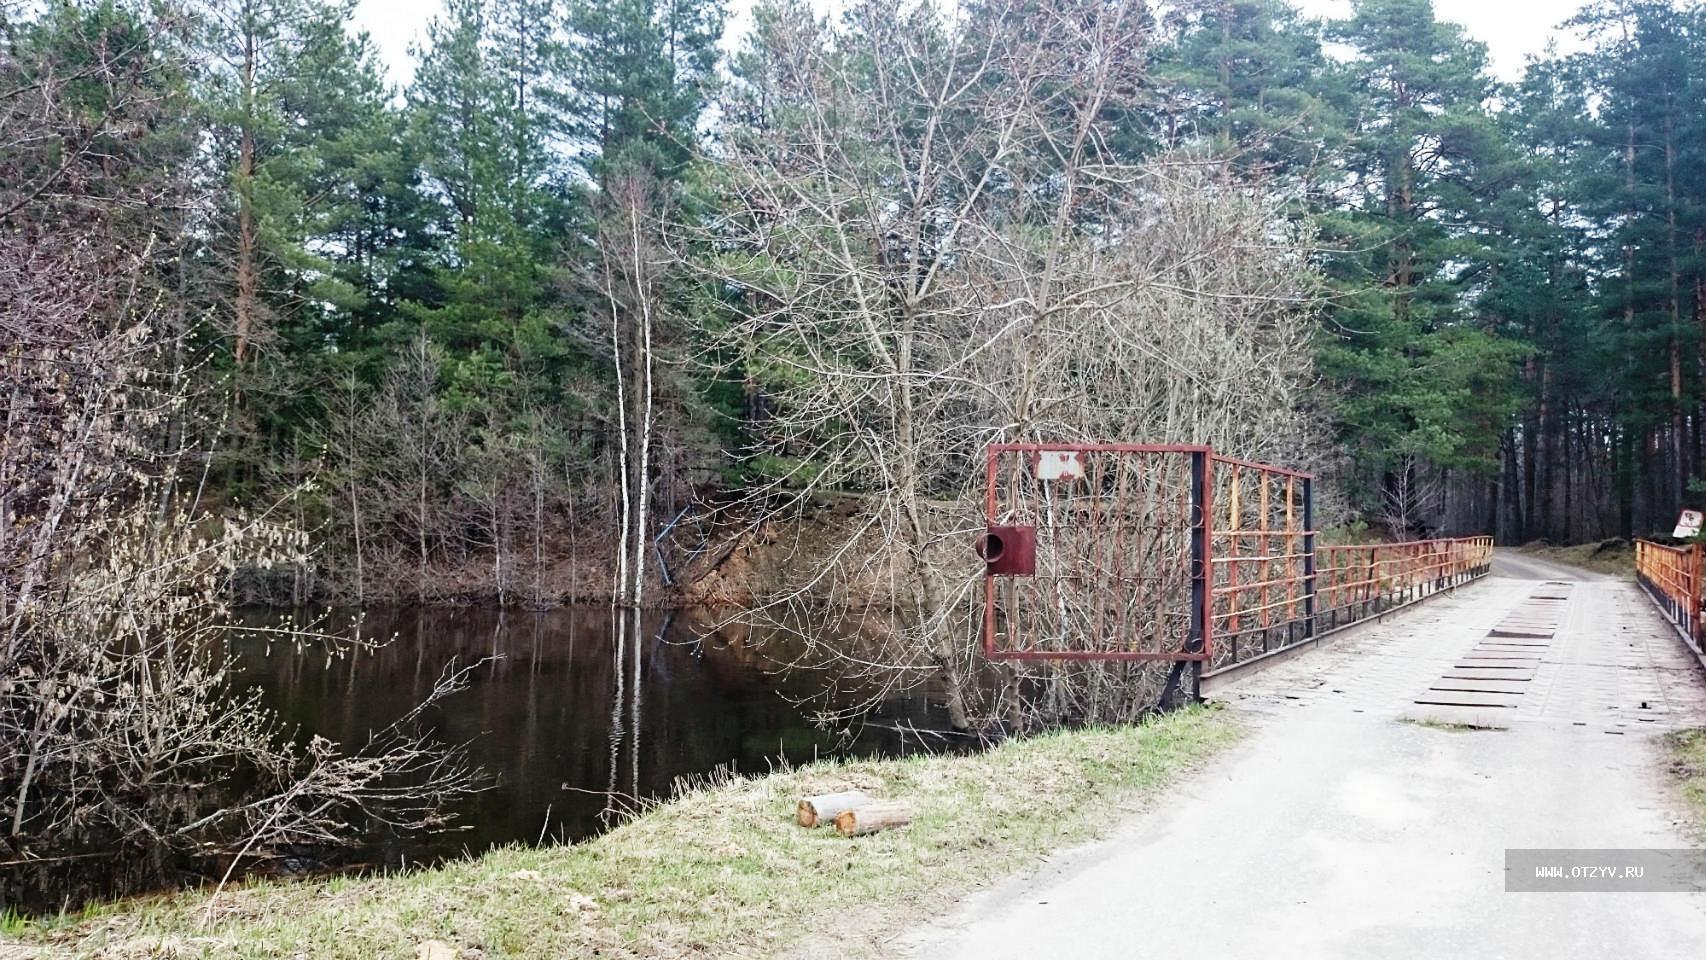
[8,0,1706,613]
[5,0,1706,904]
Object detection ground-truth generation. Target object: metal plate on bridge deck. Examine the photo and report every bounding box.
[1429,679,1531,695]
[1444,669,1535,681]
[1414,690,1525,708]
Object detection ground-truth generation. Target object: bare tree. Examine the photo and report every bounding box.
[0,8,480,907]
[691,0,1323,729]
[1381,453,1445,539]
[359,333,468,603]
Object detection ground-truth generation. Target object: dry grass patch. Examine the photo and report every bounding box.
[12,705,1237,960]
[1666,728,1706,838]
[1518,540,1634,578]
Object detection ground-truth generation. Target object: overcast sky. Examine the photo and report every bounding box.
[350,0,1589,88]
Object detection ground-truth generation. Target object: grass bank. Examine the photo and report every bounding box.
[12,705,1238,959]
[1667,728,1706,837]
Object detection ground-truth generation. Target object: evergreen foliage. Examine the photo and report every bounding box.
[10,0,1706,604]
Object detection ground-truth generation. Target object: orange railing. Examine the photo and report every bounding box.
[1315,537,1493,630]
[981,443,1497,669]
[1635,539,1703,654]
[1210,527,1492,673]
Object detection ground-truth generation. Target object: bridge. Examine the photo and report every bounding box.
[933,446,1706,958]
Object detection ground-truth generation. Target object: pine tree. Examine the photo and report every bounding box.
[565,0,723,179]
[402,0,577,420]
[1314,0,1527,530]
[200,0,380,364]
[1152,0,1339,189]
[1559,0,1706,534]
[1479,55,1597,542]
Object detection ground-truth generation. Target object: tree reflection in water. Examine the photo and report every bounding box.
[231,604,956,871]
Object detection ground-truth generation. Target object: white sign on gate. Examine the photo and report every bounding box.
[1675,509,1703,538]
[1035,450,1086,481]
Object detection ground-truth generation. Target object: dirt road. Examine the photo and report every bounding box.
[902,550,1706,959]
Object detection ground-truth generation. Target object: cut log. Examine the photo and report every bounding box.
[834,800,913,837]
[796,790,872,828]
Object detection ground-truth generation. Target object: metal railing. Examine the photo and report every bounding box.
[1316,538,1493,622]
[981,444,1495,671]
[1206,448,1491,672]
[1635,539,1703,656]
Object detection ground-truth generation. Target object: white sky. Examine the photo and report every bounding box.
[351,0,1589,88]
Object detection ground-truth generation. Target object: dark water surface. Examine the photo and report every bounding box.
[232,605,954,870]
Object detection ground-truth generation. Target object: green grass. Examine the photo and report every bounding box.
[1666,728,1706,838]
[11,705,1238,960]
[1,908,27,937]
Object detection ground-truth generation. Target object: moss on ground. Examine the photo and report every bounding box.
[1397,716,1506,733]
[1517,540,1635,578]
[11,705,1238,960]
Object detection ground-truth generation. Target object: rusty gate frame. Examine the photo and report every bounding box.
[981,442,1493,669]
[981,443,1214,662]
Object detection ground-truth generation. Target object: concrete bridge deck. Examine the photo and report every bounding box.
[904,550,1706,959]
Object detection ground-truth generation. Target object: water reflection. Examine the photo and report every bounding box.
[231,605,952,869]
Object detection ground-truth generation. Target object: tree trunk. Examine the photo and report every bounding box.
[835,800,913,837]
[797,791,872,828]
[234,17,258,368]
[1665,106,1684,511]
[1521,362,1538,540]
[1537,361,1554,541]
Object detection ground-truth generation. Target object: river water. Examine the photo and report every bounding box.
[231,605,954,871]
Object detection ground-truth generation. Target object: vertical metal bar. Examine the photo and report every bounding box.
[1190,450,1209,663]
[1284,476,1297,622]
[1303,476,1316,639]
[1685,542,1699,654]
[1258,474,1270,637]
[983,444,998,659]
[1159,451,1210,708]
[1226,465,1240,637]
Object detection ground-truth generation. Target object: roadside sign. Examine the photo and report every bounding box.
[1674,509,1703,538]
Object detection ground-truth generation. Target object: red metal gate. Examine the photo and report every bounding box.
[981,444,1210,661]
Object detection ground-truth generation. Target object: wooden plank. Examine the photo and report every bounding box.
[1413,690,1524,708]
[1428,680,1530,695]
